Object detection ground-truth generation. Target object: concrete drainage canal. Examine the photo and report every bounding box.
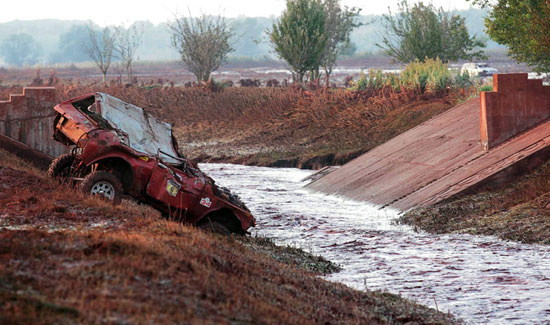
[201,163,550,325]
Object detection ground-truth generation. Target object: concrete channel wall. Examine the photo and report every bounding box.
[308,73,550,211]
[481,73,550,150]
[0,87,67,164]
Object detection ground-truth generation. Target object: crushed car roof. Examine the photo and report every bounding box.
[95,92,181,164]
[54,92,182,164]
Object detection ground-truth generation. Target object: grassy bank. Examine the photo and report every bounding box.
[0,149,456,324]
[399,159,550,245]
[1,82,468,170]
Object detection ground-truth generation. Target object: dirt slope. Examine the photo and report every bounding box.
[0,149,456,324]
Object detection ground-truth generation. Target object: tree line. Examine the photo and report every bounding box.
[0,0,548,83]
[172,0,487,85]
[177,0,548,84]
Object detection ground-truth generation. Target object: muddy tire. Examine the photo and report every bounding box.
[80,171,123,205]
[48,154,74,179]
[197,218,231,235]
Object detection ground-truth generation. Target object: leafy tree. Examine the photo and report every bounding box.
[169,14,234,82]
[320,0,361,87]
[115,23,143,81]
[378,0,486,63]
[471,0,550,73]
[50,25,90,63]
[268,0,327,82]
[85,23,119,84]
[0,33,41,67]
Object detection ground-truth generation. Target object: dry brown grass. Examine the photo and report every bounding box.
[45,82,467,169]
[2,79,469,169]
[0,149,457,324]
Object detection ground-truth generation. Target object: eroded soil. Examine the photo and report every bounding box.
[0,150,456,324]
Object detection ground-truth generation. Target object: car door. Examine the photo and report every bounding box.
[145,162,199,212]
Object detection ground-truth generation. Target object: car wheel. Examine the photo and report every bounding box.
[47,154,74,181]
[80,171,123,205]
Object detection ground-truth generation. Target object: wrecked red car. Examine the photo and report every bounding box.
[49,92,255,234]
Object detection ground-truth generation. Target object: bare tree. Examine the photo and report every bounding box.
[115,24,143,82]
[112,61,124,84]
[86,23,118,84]
[168,13,234,82]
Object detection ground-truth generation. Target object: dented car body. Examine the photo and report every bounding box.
[51,92,255,234]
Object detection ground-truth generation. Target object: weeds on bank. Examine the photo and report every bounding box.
[350,58,483,97]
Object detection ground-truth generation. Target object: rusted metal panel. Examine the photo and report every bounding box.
[53,93,99,144]
[0,87,68,159]
[145,163,199,211]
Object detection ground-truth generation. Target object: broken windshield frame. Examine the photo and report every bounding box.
[158,149,186,163]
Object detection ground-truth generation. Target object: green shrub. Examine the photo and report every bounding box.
[453,70,474,89]
[400,57,450,93]
[352,72,368,91]
[348,58,475,95]
[480,84,493,92]
[350,69,400,91]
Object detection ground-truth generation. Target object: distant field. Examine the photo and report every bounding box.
[0,50,531,87]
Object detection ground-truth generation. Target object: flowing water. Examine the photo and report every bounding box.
[201,163,550,324]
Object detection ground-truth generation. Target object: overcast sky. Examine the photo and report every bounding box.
[2,0,475,26]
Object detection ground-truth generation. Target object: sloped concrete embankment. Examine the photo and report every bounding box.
[307,73,550,212]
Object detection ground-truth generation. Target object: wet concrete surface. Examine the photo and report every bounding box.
[201,163,550,325]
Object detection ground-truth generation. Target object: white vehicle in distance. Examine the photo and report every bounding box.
[460,62,498,77]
